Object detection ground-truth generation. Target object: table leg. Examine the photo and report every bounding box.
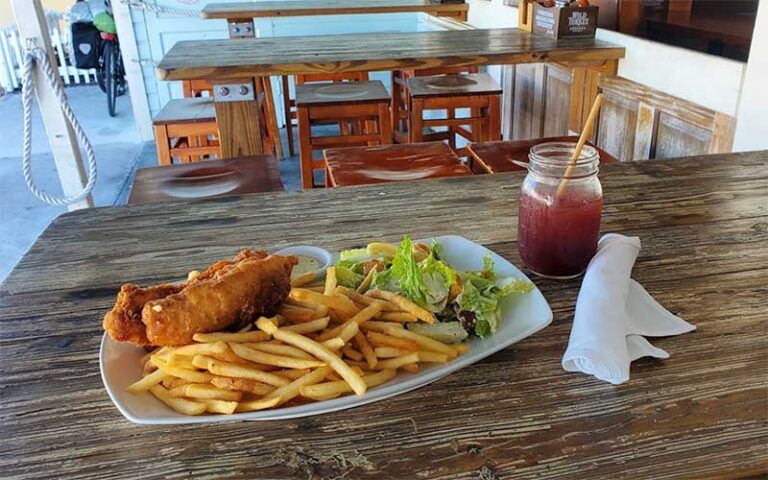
[282,75,295,157]
[213,79,265,158]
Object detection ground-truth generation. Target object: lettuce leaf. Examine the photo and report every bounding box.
[419,252,457,312]
[336,265,363,288]
[389,236,428,305]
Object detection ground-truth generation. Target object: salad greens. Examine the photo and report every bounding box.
[336,236,533,339]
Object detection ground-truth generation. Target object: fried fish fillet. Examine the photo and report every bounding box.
[103,250,297,347]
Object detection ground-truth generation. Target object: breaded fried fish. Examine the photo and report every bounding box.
[103,250,297,347]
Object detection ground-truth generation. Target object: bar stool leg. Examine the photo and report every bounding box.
[261,78,283,159]
[282,75,295,158]
[410,98,425,143]
[378,103,393,145]
[154,124,172,166]
[297,107,314,189]
[489,95,501,141]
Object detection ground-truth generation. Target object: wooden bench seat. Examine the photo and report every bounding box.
[467,136,620,174]
[323,142,472,187]
[128,155,283,205]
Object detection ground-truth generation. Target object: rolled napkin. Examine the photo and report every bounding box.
[562,234,696,385]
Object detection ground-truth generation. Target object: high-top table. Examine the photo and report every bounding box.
[1,152,766,479]
[203,0,470,25]
[156,28,625,158]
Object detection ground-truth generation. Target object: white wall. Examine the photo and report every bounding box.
[468,0,768,151]
[733,0,768,152]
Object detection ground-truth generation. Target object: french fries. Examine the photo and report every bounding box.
[192,331,270,343]
[150,385,206,416]
[324,266,337,295]
[355,265,377,294]
[300,369,396,400]
[366,290,435,324]
[128,269,468,416]
[230,343,326,370]
[256,317,367,396]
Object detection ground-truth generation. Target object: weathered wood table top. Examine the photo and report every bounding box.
[2,152,767,479]
[157,28,625,80]
[202,0,469,20]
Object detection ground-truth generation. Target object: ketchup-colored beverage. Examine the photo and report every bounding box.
[518,142,603,279]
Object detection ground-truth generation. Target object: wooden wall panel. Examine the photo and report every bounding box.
[655,112,712,159]
[542,65,573,137]
[596,90,638,161]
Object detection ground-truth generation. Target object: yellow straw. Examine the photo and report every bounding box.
[555,94,604,199]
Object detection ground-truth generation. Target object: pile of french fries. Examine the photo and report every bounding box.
[127,266,468,416]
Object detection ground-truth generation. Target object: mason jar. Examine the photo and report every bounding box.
[517,142,603,279]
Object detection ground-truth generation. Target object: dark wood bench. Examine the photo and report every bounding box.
[467,136,620,174]
[128,155,283,205]
[323,142,472,187]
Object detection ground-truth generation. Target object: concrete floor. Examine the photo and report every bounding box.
[0,85,310,283]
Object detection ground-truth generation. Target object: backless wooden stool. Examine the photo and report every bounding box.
[153,98,220,166]
[391,66,478,143]
[296,80,392,189]
[324,142,471,187]
[407,73,502,153]
[467,136,620,174]
[281,72,369,157]
[153,97,273,166]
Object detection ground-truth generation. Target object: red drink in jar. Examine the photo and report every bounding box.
[517,142,603,279]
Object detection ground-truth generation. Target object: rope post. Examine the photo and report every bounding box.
[11,0,94,210]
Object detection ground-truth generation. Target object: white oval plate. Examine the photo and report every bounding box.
[100,235,553,425]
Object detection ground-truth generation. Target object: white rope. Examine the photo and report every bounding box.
[22,39,97,206]
[119,0,200,17]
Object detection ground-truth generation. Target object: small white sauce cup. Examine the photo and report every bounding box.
[273,245,333,278]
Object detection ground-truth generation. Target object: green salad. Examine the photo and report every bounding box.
[335,236,533,342]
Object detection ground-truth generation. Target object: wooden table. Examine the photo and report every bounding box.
[324,142,471,187]
[202,0,469,22]
[128,155,284,205]
[2,152,766,479]
[156,28,625,158]
[468,136,619,174]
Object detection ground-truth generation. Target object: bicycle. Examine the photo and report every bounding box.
[94,11,126,117]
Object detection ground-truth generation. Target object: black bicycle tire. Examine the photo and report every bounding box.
[104,41,118,117]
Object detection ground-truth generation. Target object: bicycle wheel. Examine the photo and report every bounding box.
[104,41,118,117]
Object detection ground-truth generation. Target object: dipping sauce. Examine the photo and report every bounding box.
[292,255,324,277]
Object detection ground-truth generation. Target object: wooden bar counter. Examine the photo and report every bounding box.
[157,28,624,81]
[202,0,469,21]
[1,152,766,479]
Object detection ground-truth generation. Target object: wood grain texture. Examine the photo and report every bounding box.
[597,75,737,161]
[324,142,470,187]
[156,28,625,81]
[128,155,284,205]
[1,152,767,479]
[201,0,469,19]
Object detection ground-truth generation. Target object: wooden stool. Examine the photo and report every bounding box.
[181,80,214,98]
[282,72,369,158]
[324,142,472,187]
[153,98,220,166]
[467,136,620,174]
[181,78,283,159]
[128,155,283,205]
[296,80,393,189]
[407,73,502,152]
[391,66,478,143]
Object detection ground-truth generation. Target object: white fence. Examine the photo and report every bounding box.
[0,12,97,92]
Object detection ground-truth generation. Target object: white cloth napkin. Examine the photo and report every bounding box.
[562,234,696,385]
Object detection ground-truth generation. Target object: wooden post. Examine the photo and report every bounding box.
[11,0,93,210]
[111,0,154,142]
